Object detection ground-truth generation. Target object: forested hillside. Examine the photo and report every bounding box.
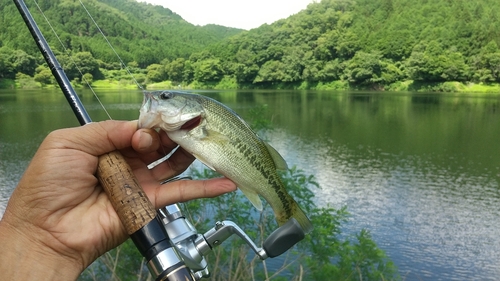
[195,0,500,89]
[2,0,500,91]
[0,0,241,68]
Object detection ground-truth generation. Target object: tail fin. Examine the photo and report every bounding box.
[292,205,314,234]
[278,202,313,234]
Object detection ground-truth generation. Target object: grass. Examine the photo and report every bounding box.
[386,80,500,93]
[145,81,175,89]
[3,76,500,93]
[91,79,140,89]
[461,82,500,93]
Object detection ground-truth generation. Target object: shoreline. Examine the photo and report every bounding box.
[1,78,499,93]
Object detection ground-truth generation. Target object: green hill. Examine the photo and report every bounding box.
[197,0,500,89]
[0,0,242,67]
[2,0,500,91]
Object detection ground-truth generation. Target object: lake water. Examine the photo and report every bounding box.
[1,89,499,280]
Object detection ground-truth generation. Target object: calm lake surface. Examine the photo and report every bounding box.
[1,89,499,280]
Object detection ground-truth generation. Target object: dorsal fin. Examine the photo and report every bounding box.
[264,141,288,171]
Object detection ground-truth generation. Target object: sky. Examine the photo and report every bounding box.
[141,0,316,30]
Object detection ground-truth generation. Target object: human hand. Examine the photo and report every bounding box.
[0,120,236,280]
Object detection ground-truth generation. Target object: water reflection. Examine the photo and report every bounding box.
[1,89,499,280]
[267,129,500,280]
[236,91,500,280]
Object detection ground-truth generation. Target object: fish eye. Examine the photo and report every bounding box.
[159,92,173,100]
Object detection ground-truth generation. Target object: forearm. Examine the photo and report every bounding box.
[0,217,83,281]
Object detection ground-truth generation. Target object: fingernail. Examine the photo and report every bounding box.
[138,131,153,150]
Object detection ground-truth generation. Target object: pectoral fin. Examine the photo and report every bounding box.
[264,142,288,171]
[195,156,217,171]
[191,129,230,171]
[205,129,231,143]
[239,186,263,211]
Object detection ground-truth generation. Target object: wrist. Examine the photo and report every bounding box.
[0,216,83,281]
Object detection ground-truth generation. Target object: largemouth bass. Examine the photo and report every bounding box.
[138,91,313,234]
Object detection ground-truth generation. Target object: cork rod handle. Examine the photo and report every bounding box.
[96,151,156,234]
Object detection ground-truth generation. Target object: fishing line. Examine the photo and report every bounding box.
[33,0,171,167]
[32,0,113,120]
[77,0,143,90]
[75,0,173,166]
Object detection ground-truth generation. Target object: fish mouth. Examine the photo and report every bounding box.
[180,115,201,130]
[138,92,160,129]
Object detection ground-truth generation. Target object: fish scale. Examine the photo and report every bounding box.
[139,91,313,234]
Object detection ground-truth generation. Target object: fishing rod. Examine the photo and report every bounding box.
[14,0,307,279]
[13,1,195,280]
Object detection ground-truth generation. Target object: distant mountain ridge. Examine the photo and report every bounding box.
[0,0,243,67]
[198,0,500,87]
[2,0,500,90]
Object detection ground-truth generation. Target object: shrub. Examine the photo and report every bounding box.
[79,108,398,281]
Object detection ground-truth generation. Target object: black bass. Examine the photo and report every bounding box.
[138,91,313,233]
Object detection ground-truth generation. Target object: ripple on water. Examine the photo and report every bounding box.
[268,129,500,281]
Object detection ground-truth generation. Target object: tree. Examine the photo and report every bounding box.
[82,73,93,87]
[253,60,286,83]
[439,51,469,81]
[302,61,321,82]
[146,63,165,82]
[182,60,194,83]
[4,0,500,89]
[405,46,428,81]
[165,58,185,83]
[344,51,385,86]
[192,58,223,82]
[318,59,343,82]
[3,49,36,76]
[471,41,500,83]
[281,46,307,82]
[231,50,260,83]
[74,52,100,77]
[406,41,469,82]
[226,62,259,83]
[34,65,54,86]
[0,51,14,79]
[57,51,100,81]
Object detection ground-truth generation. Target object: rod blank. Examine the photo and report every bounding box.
[13,0,91,125]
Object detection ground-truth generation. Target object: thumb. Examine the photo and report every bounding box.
[41,120,139,156]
